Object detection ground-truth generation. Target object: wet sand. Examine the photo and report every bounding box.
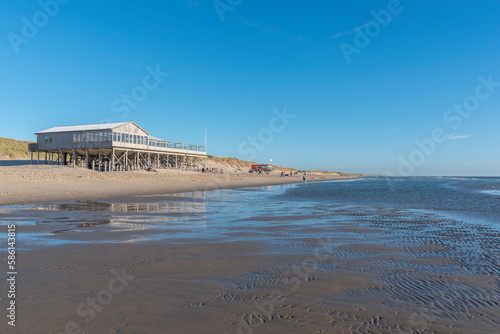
[1,187,499,333]
[0,164,350,206]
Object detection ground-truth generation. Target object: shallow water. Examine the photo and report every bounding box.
[2,177,499,246]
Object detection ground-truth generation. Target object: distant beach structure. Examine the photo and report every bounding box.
[251,164,274,172]
[28,121,206,171]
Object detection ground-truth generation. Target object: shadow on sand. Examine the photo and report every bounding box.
[0,160,37,166]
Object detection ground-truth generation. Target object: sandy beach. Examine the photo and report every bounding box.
[0,164,352,206]
[0,167,498,334]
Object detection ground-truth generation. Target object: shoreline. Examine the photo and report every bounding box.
[0,164,361,206]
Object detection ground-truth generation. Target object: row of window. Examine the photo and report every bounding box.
[113,132,148,145]
[69,131,206,152]
[72,131,111,143]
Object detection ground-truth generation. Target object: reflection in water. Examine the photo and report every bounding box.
[1,193,211,245]
[0,185,300,246]
[34,198,207,214]
[5,179,498,247]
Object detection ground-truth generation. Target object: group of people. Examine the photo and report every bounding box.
[280,171,307,183]
[280,171,301,177]
[250,170,270,175]
[201,167,223,174]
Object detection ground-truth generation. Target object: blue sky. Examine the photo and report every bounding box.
[1,0,499,176]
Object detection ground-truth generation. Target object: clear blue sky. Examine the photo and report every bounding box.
[1,0,499,176]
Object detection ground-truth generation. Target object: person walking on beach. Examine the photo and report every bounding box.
[303,174,307,183]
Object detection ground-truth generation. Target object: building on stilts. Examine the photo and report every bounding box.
[28,121,207,171]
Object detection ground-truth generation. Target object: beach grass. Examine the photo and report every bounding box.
[0,136,34,159]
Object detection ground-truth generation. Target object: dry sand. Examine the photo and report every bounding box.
[0,164,352,206]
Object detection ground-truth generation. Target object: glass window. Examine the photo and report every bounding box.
[99,132,103,141]
[82,133,86,142]
[103,132,107,142]
[77,133,81,142]
[133,135,137,144]
[113,132,116,141]
[72,134,76,143]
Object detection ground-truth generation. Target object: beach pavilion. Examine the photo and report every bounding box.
[28,121,207,171]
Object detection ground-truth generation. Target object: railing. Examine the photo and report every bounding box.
[111,131,206,153]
